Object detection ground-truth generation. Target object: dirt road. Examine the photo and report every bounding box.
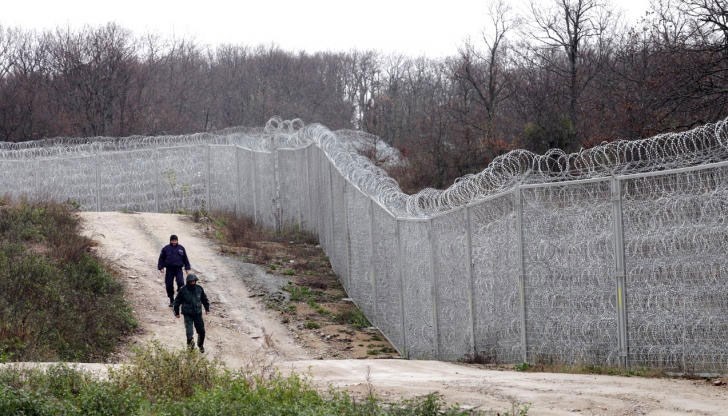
[79,212,728,415]
[79,211,308,368]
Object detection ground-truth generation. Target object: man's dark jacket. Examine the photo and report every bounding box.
[158,244,191,270]
[173,284,210,316]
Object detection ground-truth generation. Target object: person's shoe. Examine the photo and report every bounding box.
[168,299,174,307]
[199,346,205,353]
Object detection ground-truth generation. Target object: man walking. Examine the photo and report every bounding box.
[158,234,191,307]
[173,274,209,352]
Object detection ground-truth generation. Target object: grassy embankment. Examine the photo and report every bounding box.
[0,198,136,362]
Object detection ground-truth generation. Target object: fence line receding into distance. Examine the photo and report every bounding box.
[2,116,728,374]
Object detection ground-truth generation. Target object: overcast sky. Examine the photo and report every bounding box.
[3,0,653,57]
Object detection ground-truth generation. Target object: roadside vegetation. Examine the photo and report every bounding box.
[0,197,136,362]
[0,343,491,415]
[198,210,399,358]
[511,361,666,378]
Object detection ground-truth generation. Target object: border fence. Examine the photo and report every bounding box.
[2,117,728,374]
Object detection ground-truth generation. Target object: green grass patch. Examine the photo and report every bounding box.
[304,320,321,330]
[0,199,136,362]
[516,362,666,378]
[0,343,488,415]
[284,282,314,302]
[335,308,371,329]
[514,362,530,372]
[306,299,332,317]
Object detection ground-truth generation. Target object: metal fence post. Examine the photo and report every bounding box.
[611,176,629,368]
[34,159,41,200]
[514,186,528,363]
[369,198,378,322]
[297,151,304,228]
[328,160,335,252]
[465,205,477,358]
[274,149,282,232]
[342,179,351,291]
[304,146,312,230]
[154,149,160,213]
[94,155,101,211]
[235,146,241,217]
[206,144,211,212]
[396,218,408,358]
[251,151,258,224]
[429,218,441,359]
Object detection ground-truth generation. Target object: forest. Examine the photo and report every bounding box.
[0,0,726,191]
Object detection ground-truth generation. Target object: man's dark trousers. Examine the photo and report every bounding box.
[165,266,184,302]
[184,313,205,348]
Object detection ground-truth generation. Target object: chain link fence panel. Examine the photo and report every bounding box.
[3,117,728,373]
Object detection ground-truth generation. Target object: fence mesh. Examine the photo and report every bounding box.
[346,186,375,320]
[98,150,156,212]
[521,181,619,366]
[237,148,256,221]
[154,146,206,213]
[209,145,237,213]
[432,210,474,361]
[469,193,522,363]
[2,116,728,372]
[371,203,405,349]
[622,166,728,373]
[399,219,438,359]
[330,172,350,286]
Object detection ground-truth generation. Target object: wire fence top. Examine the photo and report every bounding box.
[2,116,728,218]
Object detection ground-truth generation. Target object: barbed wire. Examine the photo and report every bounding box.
[2,116,727,218]
[2,116,727,371]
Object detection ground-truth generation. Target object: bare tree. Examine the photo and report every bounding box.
[527,0,617,145]
[453,0,518,145]
[0,26,14,80]
[1,29,52,140]
[680,0,728,49]
[342,50,380,129]
[46,24,137,136]
[647,0,696,46]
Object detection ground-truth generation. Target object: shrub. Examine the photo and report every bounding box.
[110,341,227,401]
[206,211,265,248]
[0,344,487,415]
[0,364,144,416]
[205,210,319,247]
[335,308,371,329]
[0,200,136,361]
[304,320,320,330]
[0,384,71,416]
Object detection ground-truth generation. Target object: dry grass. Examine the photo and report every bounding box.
[201,210,400,359]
